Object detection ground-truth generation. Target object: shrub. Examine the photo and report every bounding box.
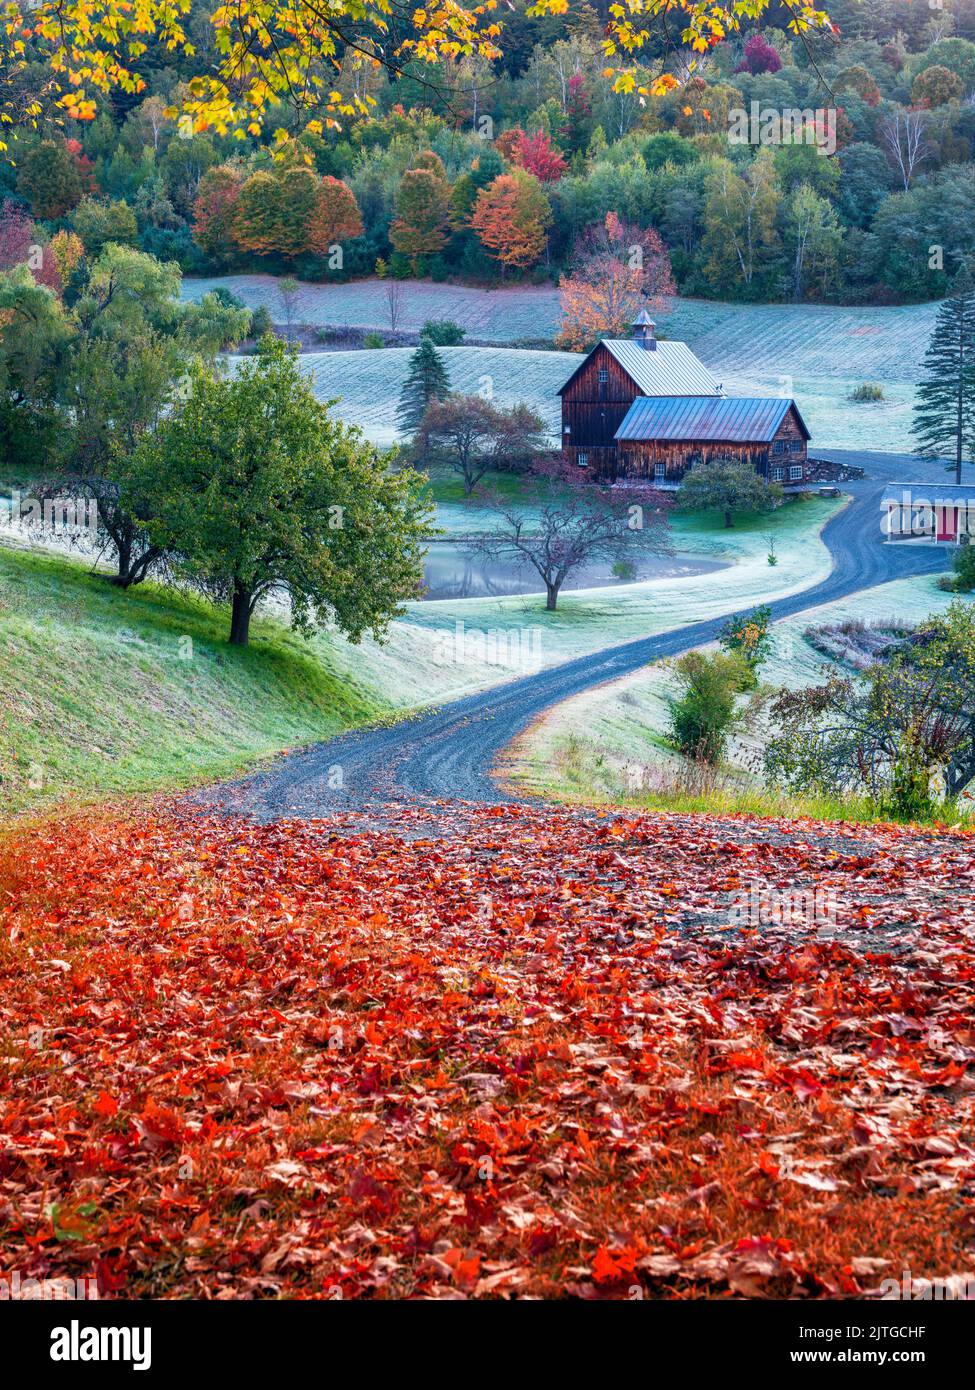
[949,541,975,592]
[719,605,773,686]
[363,332,384,349]
[850,382,884,401]
[667,649,751,764]
[420,318,465,346]
[249,304,273,338]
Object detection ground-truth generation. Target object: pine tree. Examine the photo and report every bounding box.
[397,337,451,434]
[914,272,975,484]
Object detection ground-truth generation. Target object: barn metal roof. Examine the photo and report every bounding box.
[557,339,722,398]
[614,395,810,443]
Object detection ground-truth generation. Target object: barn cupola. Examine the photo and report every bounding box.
[632,309,657,351]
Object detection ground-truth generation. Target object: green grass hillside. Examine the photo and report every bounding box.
[0,545,387,818]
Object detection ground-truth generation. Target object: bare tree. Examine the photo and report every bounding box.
[385,277,405,333]
[469,462,671,610]
[278,276,301,344]
[880,109,930,191]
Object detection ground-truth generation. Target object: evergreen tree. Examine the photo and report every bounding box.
[914,272,975,484]
[397,336,451,434]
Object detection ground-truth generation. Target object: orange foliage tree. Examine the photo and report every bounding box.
[192,165,246,261]
[469,171,552,277]
[556,212,676,350]
[390,155,452,272]
[231,168,361,260]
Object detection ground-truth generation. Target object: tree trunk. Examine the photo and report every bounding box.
[112,532,133,586]
[545,582,559,611]
[724,508,734,528]
[229,581,252,646]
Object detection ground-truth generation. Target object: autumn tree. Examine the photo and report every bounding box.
[469,171,552,277]
[415,393,547,495]
[560,73,593,155]
[513,130,567,183]
[556,212,675,350]
[233,168,362,260]
[120,338,431,646]
[0,205,63,291]
[192,165,246,263]
[912,65,963,108]
[735,32,782,74]
[306,175,364,255]
[390,159,451,272]
[1,3,842,146]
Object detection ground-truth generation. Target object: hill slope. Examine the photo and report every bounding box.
[0,546,386,818]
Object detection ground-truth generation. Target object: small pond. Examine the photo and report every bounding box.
[421,542,729,601]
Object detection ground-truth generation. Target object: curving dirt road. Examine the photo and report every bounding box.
[199,455,954,824]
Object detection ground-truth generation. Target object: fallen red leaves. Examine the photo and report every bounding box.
[1,802,974,1299]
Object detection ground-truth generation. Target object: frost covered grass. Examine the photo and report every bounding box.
[509,571,960,822]
[315,495,844,709]
[207,278,941,452]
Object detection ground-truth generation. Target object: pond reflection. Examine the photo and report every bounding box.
[421,542,729,601]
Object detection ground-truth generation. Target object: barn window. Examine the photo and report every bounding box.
[771,466,784,481]
[789,439,803,453]
[789,465,803,481]
[654,463,666,480]
[598,367,608,385]
[577,452,589,468]
[773,440,785,454]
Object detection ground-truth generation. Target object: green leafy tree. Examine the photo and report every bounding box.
[9,246,251,585]
[948,544,975,592]
[16,140,83,218]
[785,183,842,300]
[914,272,975,485]
[720,604,773,687]
[121,338,432,646]
[420,318,465,346]
[397,336,451,434]
[675,458,783,528]
[390,160,451,273]
[0,265,72,469]
[72,197,139,258]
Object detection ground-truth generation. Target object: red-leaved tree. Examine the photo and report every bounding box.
[735,33,782,74]
[514,130,567,183]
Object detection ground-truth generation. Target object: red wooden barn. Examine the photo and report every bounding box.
[558,312,811,488]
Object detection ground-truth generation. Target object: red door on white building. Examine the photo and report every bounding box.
[937,505,958,542]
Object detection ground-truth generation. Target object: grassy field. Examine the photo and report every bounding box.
[507,569,962,823]
[207,276,939,452]
[287,345,575,446]
[0,492,842,817]
[0,547,388,818]
[281,342,926,455]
